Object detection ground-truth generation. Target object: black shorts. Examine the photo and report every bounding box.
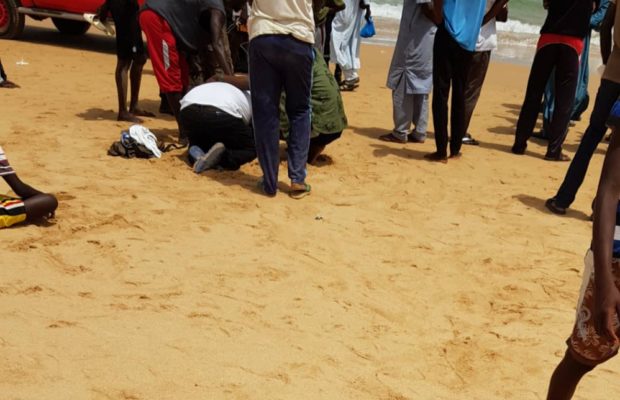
[109,0,145,59]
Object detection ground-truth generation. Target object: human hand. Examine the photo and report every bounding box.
[595,280,620,344]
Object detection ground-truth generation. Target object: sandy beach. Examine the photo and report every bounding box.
[1,20,618,399]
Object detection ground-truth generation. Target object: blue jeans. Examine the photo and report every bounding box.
[249,35,313,195]
[554,79,620,208]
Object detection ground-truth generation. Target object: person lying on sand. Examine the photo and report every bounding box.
[97,0,154,123]
[0,58,19,89]
[546,100,620,400]
[0,146,57,228]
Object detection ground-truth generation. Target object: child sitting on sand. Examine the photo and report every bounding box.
[546,101,620,399]
[0,146,57,228]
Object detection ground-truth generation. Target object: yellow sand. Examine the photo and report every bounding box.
[1,20,617,399]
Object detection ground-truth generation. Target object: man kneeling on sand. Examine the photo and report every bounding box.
[0,146,57,228]
[281,49,347,165]
[180,75,256,173]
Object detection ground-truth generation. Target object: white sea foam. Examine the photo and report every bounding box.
[372,3,403,20]
[496,20,540,35]
[373,3,543,36]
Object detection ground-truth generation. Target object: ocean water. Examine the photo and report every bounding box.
[372,0,544,35]
[370,0,601,65]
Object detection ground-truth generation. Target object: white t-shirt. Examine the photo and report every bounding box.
[476,0,498,52]
[248,0,315,44]
[180,82,252,125]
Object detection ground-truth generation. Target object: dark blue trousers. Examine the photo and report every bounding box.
[554,79,620,208]
[249,34,313,195]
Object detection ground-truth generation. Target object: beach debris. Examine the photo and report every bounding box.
[16,58,28,66]
[315,215,324,221]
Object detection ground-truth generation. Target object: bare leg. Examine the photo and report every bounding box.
[23,193,58,222]
[547,351,594,400]
[115,58,142,123]
[128,55,154,117]
[165,92,187,144]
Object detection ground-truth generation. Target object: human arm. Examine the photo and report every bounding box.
[327,0,346,12]
[208,74,250,91]
[592,126,620,343]
[208,10,234,76]
[3,174,43,199]
[601,1,615,64]
[359,0,371,20]
[96,0,110,22]
[591,0,611,31]
[483,0,509,25]
[430,0,444,25]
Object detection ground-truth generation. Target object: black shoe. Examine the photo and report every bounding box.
[545,198,566,215]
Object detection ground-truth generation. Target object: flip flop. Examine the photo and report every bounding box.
[462,136,479,145]
[289,182,311,199]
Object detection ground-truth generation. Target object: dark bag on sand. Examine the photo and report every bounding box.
[108,131,162,159]
[496,5,508,23]
[108,139,156,159]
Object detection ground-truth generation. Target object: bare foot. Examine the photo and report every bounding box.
[449,153,462,159]
[130,108,156,118]
[117,111,143,123]
[0,80,20,89]
[424,152,448,163]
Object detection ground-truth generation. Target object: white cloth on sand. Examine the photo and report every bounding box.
[129,125,162,158]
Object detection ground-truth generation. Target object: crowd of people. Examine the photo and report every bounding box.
[3,0,620,398]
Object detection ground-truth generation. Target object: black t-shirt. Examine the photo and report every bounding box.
[540,0,599,38]
[143,0,225,52]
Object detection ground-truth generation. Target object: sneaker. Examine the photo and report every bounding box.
[193,143,226,173]
[188,145,205,164]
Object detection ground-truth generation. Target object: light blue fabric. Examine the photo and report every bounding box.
[442,0,486,52]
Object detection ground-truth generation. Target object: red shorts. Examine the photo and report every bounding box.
[139,9,189,93]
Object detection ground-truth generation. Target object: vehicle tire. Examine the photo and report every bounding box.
[0,0,25,39]
[52,18,90,35]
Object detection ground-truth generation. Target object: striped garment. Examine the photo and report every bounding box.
[0,195,26,228]
[0,146,15,176]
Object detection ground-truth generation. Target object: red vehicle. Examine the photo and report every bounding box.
[0,0,104,38]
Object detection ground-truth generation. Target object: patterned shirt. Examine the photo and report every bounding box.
[0,146,15,176]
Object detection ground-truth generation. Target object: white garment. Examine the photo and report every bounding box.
[128,125,162,158]
[330,0,366,73]
[180,82,252,125]
[475,0,498,52]
[248,0,315,44]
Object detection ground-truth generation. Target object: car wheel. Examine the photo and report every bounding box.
[0,0,25,39]
[52,18,90,35]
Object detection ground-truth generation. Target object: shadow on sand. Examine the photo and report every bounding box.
[514,194,591,221]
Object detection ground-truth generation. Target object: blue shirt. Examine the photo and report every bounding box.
[443,0,487,51]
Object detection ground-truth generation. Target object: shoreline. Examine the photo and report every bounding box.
[370,16,604,69]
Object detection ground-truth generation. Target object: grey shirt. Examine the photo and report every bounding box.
[143,0,225,52]
[386,0,436,94]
